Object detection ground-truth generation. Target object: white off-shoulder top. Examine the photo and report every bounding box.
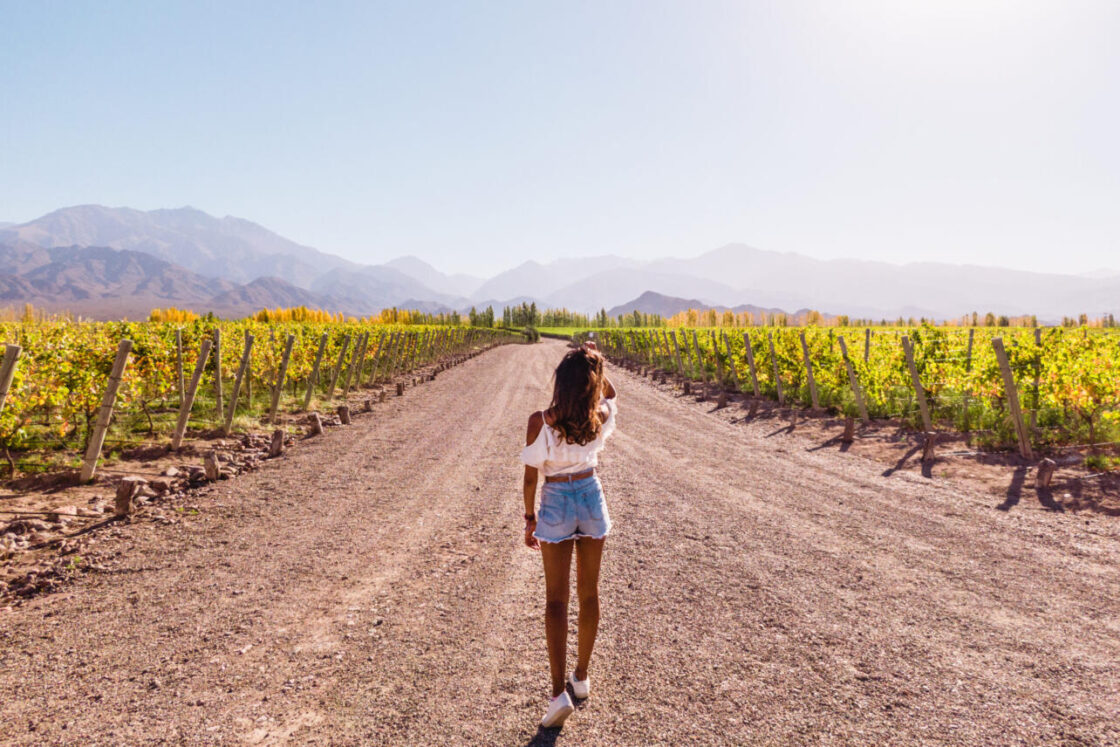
[520,397,618,477]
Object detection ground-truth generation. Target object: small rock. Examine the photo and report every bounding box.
[162,467,180,477]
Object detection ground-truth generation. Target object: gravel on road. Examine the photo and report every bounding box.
[1,339,1117,746]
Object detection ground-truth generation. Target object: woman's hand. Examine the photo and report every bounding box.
[524,518,540,549]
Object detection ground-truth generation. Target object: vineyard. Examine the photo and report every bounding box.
[0,321,523,477]
[584,326,1120,458]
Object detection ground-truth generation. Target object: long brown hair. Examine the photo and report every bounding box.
[548,347,606,445]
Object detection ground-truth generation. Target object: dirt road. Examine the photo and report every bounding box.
[2,339,1118,746]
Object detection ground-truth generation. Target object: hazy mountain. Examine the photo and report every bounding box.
[470,256,639,303]
[4,205,1118,321]
[385,256,483,297]
[606,291,790,320]
[0,205,357,288]
[0,244,346,320]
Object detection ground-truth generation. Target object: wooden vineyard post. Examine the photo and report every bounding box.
[327,334,351,401]
[243,329,253,404]
[799,331,820,409]
[171,339,212,451]
[742,332,761,397]
[962,327,976,430]
[175,329,184,406]
[223,333,255,435]
[302,333,329,411]
[722,331,743,392]
[1031,327,1042,433]
[691,330,707,388]
[901,336,933,433]
[78,340,133,482]
[992,337,1034,460]
[711,331,726,390]
[342,332,368,396]
[670,330,685,376]
[0,344,22,416]
[269,335,296,424]
[767,332,785,406]
[213,328,223,424]
[378,331,398,384]
[864,328,871,364]
[366,331,387,386]
[837,336,869,424]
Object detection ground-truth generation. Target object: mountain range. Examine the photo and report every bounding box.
[1,205,1118,321]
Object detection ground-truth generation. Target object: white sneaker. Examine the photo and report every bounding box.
[569,672,590,699]
[541,691,574,728]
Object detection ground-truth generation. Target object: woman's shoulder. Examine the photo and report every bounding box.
[526,410,551,445]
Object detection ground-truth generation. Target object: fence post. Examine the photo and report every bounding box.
[711,330,726,390]
[327,334,352,400]
[1031,327,1042,433]
[864,328,871,364]
[901,335,933,433]
[213,328,223,423]
[961,327,976,430]
[799,331,820,409]
[837,336,869,424]
[302,333,329,411]
[171,339,212,451]
[992,337,1034,460]
[0,344,22,417]
[224,333,255,435]
[670,330,685,375]
[366,331,387,386]
[78,340,133,482]
[342,332,368,396]
[742,332,761,397]
[175,329,185,406]
[269,335,296,424]
[767,332,785,406]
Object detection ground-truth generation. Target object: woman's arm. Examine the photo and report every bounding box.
[523,412,544,549]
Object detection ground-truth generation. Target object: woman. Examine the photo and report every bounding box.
[520,342,618,728]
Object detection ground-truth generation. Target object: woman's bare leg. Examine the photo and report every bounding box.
[574,537,605,681]
[540,539,574,697]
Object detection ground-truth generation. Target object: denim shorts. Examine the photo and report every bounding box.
[533,475,612,544]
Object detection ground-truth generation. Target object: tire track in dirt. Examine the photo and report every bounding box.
[0,340,1117,746]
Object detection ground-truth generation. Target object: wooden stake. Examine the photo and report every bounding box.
[670,330,685,375]
[341,332,367,396]
[0,344,22,417]
[269,334,295,424]
[114,476,144,516]
[326,334,351,400]
[767,332,785,406]
[838,336,869,424]
[992,337,1034,460]
[1036,457,1056,489]
[337,405,351,425]
[901,335,933,433]
[922,432,936,464]
[171,339,212,451]
[841,417,855,443]
[213,328,223,423]
[175,329,184,406]
[224,333,254,435]
[742,332,760,397]
[799,331,819,409]
[307,412,324,436]
[268,429,285,457]
[864,328,871,364]
[80,339,133,481]
[302,333,329,411]
[366,331,387,386]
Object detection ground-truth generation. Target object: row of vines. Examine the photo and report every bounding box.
[588,326,1120,454]
[0,321,523,474]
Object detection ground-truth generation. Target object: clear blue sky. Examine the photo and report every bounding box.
[2,0,1118,276]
